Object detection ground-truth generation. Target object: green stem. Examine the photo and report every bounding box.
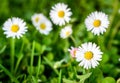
[10,38,15,74]
[73,66,77,77]
[36,55,41,78]
[14,41,24,74]
[14,53,23,74]
[70,36,77,46]
[32,30,38,38]
[108,21,120,48]
[105,0,119,37]
[84,69,90,75]
[0,64,19,83]
[30,41,35,77]
[97,36,105,51]
[58,69,62,83]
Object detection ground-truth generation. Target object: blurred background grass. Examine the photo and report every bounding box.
[0,0,120,83]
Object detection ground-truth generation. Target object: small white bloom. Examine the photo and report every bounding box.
[76,42,103,69]
[118,58,120,61]
[36,18,52,35]
[50,3,72,26]
[68,46,78,58]
[85,11,109,35]
[60,25,72,39]
[31,13,46,27]
[3,17,27,39]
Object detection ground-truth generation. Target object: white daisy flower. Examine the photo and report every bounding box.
[31,13,46,27]
[76,42,103,69]
[85,11,109,35]
[60,25,72,39]
[50,3,72,26]
[3,17,27,39]
[36,18,52,35]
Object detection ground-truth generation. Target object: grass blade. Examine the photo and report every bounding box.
[0,64,19,83]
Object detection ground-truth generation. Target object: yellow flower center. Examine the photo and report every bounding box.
[11,24,19,32]
[73,50,77,56]
[93,20,101,27]
[40,23,46,30]
[84,51,93,60]
[66,31,70,36]
[35,17,39,23]
[58,10,65,18]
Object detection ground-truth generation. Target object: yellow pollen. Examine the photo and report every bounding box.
[35,17,39,22]
[93,20,101,27]
[73,50,77,56]
[40,23,46,30]
[84,51,93,60]
[11,25,19,32]
[66,31,70,36]
[58,10,65,18]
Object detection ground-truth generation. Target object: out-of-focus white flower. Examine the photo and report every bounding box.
[118,58,120,61]
[36,18,52,35]
[60,25,72,39]
[31,13,46,27]
[118,9,120,14]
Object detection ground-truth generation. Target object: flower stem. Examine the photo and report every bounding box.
[14,53,23,74]
[30,41,35,77]
[10,38,15,74]
[105,0,119,39]
[36,55,41,78]
[14,41,24,74]
[70,36,77,46]
[58,69,62,83]
[108,21,120,48]
[97,36,105,51]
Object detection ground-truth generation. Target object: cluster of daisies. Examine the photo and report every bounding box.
[31,3,72,38]
[68,11,109,69]
[2,3,109,69]
[31,13,52,35]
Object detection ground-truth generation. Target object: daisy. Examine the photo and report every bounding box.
[31,13,46,27]
[76,42,103,69]
[85,11,109,35]
[68,47,78,58]
[36,18,52,35]
[60,25,72,39]
[3,17,27,39]
[50,3,72,26]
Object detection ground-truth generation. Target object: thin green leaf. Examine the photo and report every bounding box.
[77,72,92,83]
[63,78,77,83]
[0,64,19,83]
[58,69,62,83]
[43,57,59,75]
[0,45,6,54]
